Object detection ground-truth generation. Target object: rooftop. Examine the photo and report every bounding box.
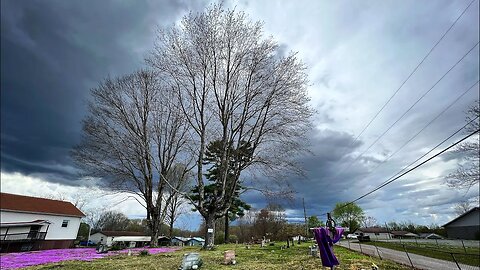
[96,231,148,237]
[356,227,389,233]
[0,193,85,217]
[443,207,480,227]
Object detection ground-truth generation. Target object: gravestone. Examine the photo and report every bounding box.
[223,250,236,265]
[309,245,319,257]
[179,253,202,270]
[96,244,108,254]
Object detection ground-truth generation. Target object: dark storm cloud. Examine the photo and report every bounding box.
[237,129,370,219]
[1,0,206,184]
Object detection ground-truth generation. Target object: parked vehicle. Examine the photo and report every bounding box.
[346,234,358,239]
[357,235,371,242]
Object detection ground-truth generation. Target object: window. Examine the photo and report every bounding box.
[61,220,69,228]
[375,233,380,236]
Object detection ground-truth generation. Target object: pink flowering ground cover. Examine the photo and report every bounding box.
[0,247,177,269]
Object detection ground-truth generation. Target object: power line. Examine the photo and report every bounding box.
[328,117,479,214]
[338,41,479,176]
[347,0,477,150]
[355,80,478,180]
[348,127,478,207]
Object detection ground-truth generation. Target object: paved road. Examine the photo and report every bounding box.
[377,239,480,248]
[337,241,478,270]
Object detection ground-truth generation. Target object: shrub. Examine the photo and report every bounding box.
[229,235,238,243]
[110,244,124,251]
[139,250,150,256]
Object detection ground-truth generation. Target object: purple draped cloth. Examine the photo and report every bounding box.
[313,227,345,267]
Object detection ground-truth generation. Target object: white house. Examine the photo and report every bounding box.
[391,231,419,238]
[0,193,85,252]
[171,236,189,246]
[186,237,205,246]
[418,233,444,239]
[354,227,391,240]
[89,231,149,247]
[443,207,480,240]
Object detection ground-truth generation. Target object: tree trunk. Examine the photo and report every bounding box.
[149,211,160,247]
[169,217,175,239]
[224,212,230,244]
[204,214,216,249]
[150,227,159,247]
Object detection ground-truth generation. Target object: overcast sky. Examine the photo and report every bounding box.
[1,0,479,230]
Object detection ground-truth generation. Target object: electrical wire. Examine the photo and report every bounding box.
[338,41,479,176]
[346,0,477,150]
[326,116,479,214]
[354,80,478,181]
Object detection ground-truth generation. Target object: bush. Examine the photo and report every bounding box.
[110,244,124,251]
[229,235,238,243]
[139,250,150,256]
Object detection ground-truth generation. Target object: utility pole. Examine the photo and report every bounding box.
[303,198,308,237]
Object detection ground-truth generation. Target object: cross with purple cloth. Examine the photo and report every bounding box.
[313,227,345,269]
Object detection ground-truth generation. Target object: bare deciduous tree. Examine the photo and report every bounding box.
[42,186,100,211]
[446,100,479,190]
[95,210,131,231]
[164,164,191,238]
[72,70,191,246]
[362,216,377,228]
[453,199,478,216]
[148,5,312,248]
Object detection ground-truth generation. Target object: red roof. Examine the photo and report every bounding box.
[0,193,85,217]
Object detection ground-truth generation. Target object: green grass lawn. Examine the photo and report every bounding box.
[363,241,480,267]
[25,243,409,270]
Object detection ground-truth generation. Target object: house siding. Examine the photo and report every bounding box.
[0,211,81,240]
[171,239,183,246]
[446,226,479,240]
[445,209,480,240]
[354,230,391,240]
[186,239,204,246]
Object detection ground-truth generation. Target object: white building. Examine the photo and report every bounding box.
[186,237,205,246]
[89,231,150,247]
[418,233,444,239]
[171,236,189,246]
[354,227,391,240]
[0,193,84,252]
